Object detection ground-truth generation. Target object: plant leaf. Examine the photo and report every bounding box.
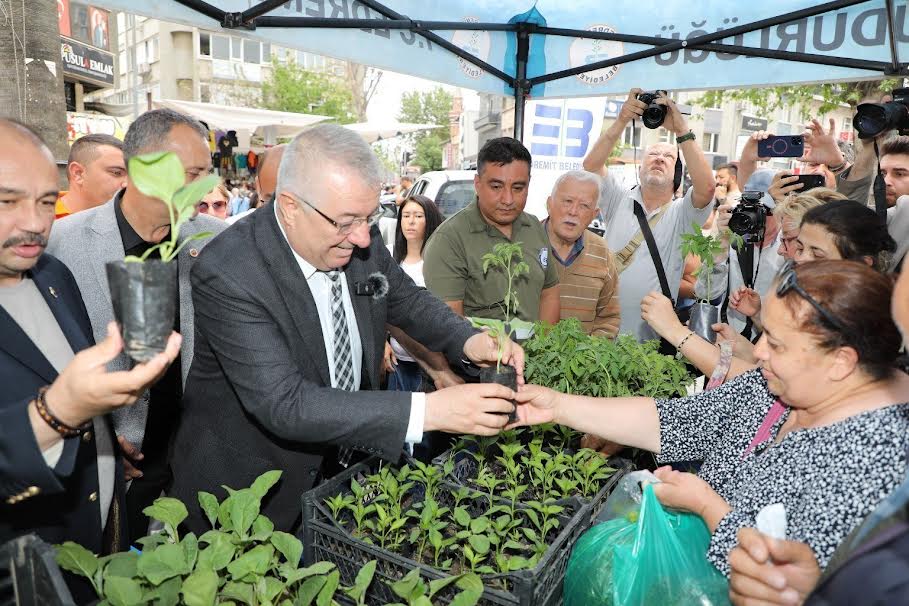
[137,544,188,585]
[221,581,256,605]
[104,551,138,579]
[55,542,98,579]
[251,514,275,541]
[105,577,144,606]
[295,575,328,606]
[467,534,490,555]
[427,574,462,598]
[250,469,283,499]
[198,492,219,528]
[450,573,484,606]
[345,560,376,601]
[270,531,303,567]
[143,497,189,531]
[229,489,261,539]
[128,152,185,205]
[172,174,220,214]
[182,567,218,606]
[315,570,340,606]
[143,576,181,606]
[226,544,274,581]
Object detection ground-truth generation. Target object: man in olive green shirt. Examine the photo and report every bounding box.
[424,137,560,324]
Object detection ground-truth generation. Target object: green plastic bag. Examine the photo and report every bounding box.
[564,472,729,606]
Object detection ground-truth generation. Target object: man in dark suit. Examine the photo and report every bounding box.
[0,120,180,601]
[171,124,519,533]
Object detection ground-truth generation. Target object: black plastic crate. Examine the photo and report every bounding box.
[433,447,632,526]
[0,535,75,606]
[302,458,588,606]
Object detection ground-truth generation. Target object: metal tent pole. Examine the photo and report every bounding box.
[513,26,530,142]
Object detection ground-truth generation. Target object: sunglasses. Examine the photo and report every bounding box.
[775,260,845,331]
[198,200,226,212]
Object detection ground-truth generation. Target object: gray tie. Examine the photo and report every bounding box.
[327,270,355,468]
[327,270,355,392]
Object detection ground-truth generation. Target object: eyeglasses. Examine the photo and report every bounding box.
[198,200,226,212]
[290,194,384,236]
[775,260,844,331]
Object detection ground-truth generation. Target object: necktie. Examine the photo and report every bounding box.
[327,271,355,468]
[327,271,355,392]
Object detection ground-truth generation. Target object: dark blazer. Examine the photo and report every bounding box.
[0,254,126,554]
[171,203,476,532]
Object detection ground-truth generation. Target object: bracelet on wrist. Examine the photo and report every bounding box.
[34,386,91,438]
[676,331,696,350]
[676,131,696,144]
[828,159,849,174]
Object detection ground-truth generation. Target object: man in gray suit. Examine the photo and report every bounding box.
[171,124,519,533]
[47,109,226,542]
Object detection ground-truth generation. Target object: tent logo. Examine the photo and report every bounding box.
[452,17,491,79]
[569,25,623,86]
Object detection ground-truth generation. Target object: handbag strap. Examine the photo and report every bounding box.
[616,202,669,272]
[632,201,674,301]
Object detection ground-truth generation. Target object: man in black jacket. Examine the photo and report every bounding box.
[0,119,180,602]
[170,124,520,533]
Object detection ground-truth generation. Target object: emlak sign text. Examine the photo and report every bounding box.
[60,37,114,86]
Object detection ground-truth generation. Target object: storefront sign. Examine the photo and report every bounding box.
[741,116,768,131]
[60,37,114,86]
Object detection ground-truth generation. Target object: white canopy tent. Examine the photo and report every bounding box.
[344,121,440,143]
[152,98,330,147]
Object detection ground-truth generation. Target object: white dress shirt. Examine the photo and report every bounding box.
[273,203,424,444]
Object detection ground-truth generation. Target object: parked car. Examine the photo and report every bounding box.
[406,170,476,217]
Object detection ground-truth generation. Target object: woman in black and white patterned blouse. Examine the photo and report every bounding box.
[514,260,909,576]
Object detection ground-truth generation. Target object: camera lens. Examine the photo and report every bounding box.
[791,137,800,144]
[855,102,909,138]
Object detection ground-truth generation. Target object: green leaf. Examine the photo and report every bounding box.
[182,567,218,606]
[251,515,275,541]
[294,575,327,606]
[315,569,340,606]
[453,507,471,527]
[221,581,256,605]
[467,534,490,555]
[172,174,220,214]
[250,469,283,499]
[144,576,181,606]
[271,531,303,567]
[345,560,376,602]
[226,544,274,581]
[128,152,185,205]
[143,498,189,532]
[55,542,98,579]
[198,492,220,528]
[137,544,188,585]
[105,577,144,606]
[390,568,422,600]
[258,576,286,603]
[182,532,199,570]
[450,573,484,606]
[104,551,138,579]
[469,518,489,534]
[229,489,261,539]
[427,574,462,598]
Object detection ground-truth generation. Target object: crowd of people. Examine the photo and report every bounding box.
[0,84,907,605]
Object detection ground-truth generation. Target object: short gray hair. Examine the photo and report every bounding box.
[277,124,382,205]
[550,170,603,204]
[122,108,208,164]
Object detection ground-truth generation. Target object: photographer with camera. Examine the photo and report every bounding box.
[582,88,714,342]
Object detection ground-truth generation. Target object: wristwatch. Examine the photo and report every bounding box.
[676,131,696,144]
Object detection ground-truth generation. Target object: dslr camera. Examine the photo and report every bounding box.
[636,90,669,129]
[729,191,771,241]
[854,87,909,138]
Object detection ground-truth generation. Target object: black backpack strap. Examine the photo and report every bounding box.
[632,201,674,302]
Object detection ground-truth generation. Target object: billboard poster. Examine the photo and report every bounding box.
[57,0,71,37]
[89,6,110,50]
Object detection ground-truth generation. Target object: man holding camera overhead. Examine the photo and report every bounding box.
[583,88,714,343]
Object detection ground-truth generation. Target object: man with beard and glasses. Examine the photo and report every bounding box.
[0,119,180,603]
[583,88,715,341]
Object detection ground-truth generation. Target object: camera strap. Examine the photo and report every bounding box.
[720,242,757,338]
[632,201,674,302]
[873,139,889,226]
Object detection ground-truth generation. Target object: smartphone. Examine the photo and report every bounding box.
[792,174,826,192]
[757,135,805,158]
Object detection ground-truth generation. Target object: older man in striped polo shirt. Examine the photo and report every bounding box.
[544,170,620,338]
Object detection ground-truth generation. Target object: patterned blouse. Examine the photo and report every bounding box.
[655,369,909,576]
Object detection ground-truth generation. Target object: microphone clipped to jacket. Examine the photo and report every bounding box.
[353,272,389,300]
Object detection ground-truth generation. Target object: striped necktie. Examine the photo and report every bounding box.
[327,270,355,391]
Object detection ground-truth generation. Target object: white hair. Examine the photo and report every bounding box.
[277,124,382,206]
[550,170,603,204]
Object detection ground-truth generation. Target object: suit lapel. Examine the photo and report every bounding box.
[87,199,125,309]
[0,306,57,384]
[256,204,331,386]
[345,254,377,389]
[32,265,92,355]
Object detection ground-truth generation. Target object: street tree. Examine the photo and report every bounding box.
[262,58,357,123]
[397,87,452,172]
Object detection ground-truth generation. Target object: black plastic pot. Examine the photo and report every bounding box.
[688,302,721,344]
[479,364,518,423]
[106,259,177,362]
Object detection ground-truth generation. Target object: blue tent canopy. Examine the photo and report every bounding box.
[89,0,909,138]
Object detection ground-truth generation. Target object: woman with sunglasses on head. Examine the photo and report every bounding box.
[198,182,230,220]
[382,195,447,391]
[515,260,909,579]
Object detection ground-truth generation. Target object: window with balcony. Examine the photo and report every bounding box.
[199,32,211,57]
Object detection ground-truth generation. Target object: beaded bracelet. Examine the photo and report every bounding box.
[676,331,695,351]
[34,387,90,438]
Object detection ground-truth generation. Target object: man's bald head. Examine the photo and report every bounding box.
[256,144,285,200]
[0,119,54,161]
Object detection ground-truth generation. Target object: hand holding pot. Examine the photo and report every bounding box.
[43,322,182,429]
[510,384,561,427]
[729,527,821,606]
[463,331,525,385]
[641,291,688,345]
[423,383,515,435]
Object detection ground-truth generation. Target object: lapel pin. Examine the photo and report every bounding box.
[48,286,58,299]
[189,248,199,258]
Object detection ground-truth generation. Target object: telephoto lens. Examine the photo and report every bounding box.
[636,90,668,129]
[854,88,909,138]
